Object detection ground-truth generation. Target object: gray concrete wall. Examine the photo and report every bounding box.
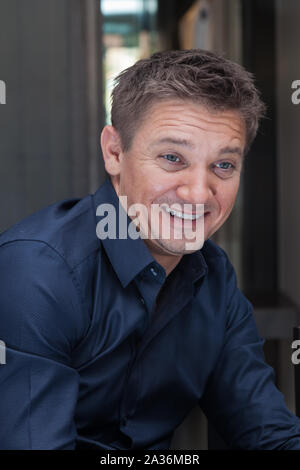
[0,0,105,233]
[277,0,300,307]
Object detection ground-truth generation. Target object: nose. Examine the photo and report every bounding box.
[175,167,215,205]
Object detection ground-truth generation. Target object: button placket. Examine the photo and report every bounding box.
[120,338,141,425]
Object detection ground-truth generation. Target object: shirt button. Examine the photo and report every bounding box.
[140,297,145,305]
[150,267,158,277]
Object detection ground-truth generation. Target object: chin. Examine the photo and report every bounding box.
[156,238,204,255]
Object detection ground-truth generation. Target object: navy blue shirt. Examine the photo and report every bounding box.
[1,178,300,450]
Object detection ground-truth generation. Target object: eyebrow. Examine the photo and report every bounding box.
[151,138,243,157]
[218,146,243,158]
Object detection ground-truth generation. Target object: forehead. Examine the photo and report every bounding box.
[134,99,246,147]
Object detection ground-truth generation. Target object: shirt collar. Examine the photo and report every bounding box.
[176,249,208,285]
[92,178,158,288]
[92,177,208,288]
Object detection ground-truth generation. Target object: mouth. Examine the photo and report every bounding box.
[161,205,206,220]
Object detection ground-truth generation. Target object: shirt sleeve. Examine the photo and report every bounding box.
[0,240,84,449]
[199,254,300,450]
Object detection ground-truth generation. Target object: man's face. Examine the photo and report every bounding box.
[102,99,245,267]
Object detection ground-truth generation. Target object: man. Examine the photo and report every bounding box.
[1,49,300,450]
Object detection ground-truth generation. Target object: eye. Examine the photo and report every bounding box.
[213,161,236,178]
[216,161,234,170]
[161,154,181,163]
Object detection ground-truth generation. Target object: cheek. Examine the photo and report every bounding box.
[120,161,142,191]
[142,172,175,204]
[121,159,154,189]
[121,171,167,207]
[218,182,240,213]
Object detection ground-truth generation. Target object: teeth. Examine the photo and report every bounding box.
[163,206,201,220]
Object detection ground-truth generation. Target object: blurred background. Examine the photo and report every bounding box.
[0,0,300,449]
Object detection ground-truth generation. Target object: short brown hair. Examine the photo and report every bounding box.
[111,49,266,154]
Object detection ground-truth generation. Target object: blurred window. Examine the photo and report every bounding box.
[101,0,158,124]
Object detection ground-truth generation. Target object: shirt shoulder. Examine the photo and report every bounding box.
[0,194,103,362]
[0,194,101,269]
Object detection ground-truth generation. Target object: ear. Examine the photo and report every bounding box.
[100,125,123,177]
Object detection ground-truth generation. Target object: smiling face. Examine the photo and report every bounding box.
[101,99,246,275]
